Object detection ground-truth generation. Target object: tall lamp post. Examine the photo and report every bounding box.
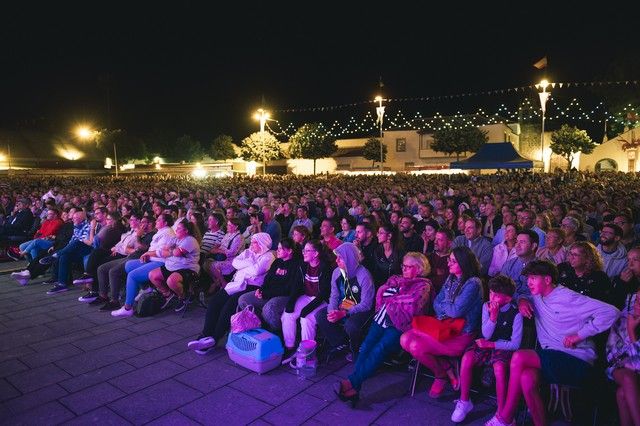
[76,125,118,177]
[254,108,270,175]
[536,79,552,172]
[374,96,385,173]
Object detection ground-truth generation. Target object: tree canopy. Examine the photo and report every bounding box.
[550,124,596,170]
[210,134,237,160]
[431,127,488,161]
[362,137,387,167]
[240,131,282,163]
[288,123,337,174]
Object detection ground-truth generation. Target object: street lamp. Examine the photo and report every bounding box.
[253,108,270,175]
[374,96,385,173]
[536,79,552,172]
[75,125,118,177]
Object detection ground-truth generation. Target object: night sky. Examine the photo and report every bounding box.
[1,3,637,143]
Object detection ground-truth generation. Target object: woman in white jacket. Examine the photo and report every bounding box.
[187,232,275,354]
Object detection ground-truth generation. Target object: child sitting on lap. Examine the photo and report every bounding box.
[451,275,522,423]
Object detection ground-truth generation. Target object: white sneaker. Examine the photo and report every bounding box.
[134,286,153,302]
[484,414,515,426]
[111,306,134,318]
[187,336,215,351]
[17,278,29,286]
[451,399,474,422]
[11,270,30,279]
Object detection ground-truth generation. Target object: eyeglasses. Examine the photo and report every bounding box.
[401,264,416,269]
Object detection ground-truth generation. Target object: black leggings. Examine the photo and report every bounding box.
[202,286,258,340]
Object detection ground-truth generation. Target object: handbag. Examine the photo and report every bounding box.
[230,304,262,334]
[411,315,465,342]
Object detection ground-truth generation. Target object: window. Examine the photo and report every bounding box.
[396,138,406,152]
[419,137,431,150]
[404,162,415,169]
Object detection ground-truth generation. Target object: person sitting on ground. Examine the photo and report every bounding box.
[147,220,200,313]
[535,227,567,265]
[451,275,522,423]
[187,233,275,354]
[605,288,640,426]
[110,213,175,317]
[488,223,518,277]
[12,207,63,262]
[334,252,433,406]
[237,238,300,331]
[316,242,375,361]
[280,240,333,362]
[486,260,619,426]
[401,246,483,398]
[557,241,613,303]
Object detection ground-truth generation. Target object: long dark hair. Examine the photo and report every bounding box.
[379,222,402,251]
[451,246,480,285]
[305,239,328,265]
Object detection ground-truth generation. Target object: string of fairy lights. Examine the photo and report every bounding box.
[261,80,639,139]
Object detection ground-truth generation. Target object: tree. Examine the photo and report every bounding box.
[288,123,337,174]
[96,129,147,162]
[550,124,596,170]
[431,127,488,161]
[362,138,388,168]
[162,135,204,162]
[210,134,236,160]
[240,131,282,169]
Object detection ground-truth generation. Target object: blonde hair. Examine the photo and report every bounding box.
[571,241,603,272]
[403,252,430,277]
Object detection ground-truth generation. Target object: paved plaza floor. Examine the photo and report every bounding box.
[0,266,571,425]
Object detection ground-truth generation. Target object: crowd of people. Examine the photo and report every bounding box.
[0,170,639,425]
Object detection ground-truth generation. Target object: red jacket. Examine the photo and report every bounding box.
[35,218,64,239]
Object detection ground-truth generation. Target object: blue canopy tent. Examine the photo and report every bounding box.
[449,142,537,169]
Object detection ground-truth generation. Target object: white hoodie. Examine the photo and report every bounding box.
[149,226,176,262]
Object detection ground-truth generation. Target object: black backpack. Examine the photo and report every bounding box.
[135,291,164,317]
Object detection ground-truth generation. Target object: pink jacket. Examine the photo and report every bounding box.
[376,275,433,332]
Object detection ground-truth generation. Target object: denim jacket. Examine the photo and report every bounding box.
[432,275,483,334]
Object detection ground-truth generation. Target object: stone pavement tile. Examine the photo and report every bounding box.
[3,304,58,320]
[60,406,132,426]
[45,316,96,334]
[163,318,204,337]
[19,343,83,368]
[167,346,225,369]
[71,328,138,352]
[59,382,126,415]
[3,401,75,426]
[1,325,58,349]
[59,361,135,393]
[55,342,142,376]
[123,329,183,352]
[77,310,126,325]
[89,317,136,335]
[146,411,202,425]
[27,329,93,352]
[229,368,313,406]
[47,303,97,321]
[6,363,71,393]
[109,359,186,394]
[4,383,67,414]
[303,374,342,402]
[373,396,470,425]
[155,312,194,325]
[126,318,169,335]
[125,343,185,369]
[179,386,273,425]
[0,345,35,364]
[262,392,329,425]
[2,313,57,331]
[0,379,20,402]
[0,359,29,378]
[248,420,274,426]
[174,357,248,394]
[109,379,203,425]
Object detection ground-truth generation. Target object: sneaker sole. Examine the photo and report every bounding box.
[47,288,68,295]
[187,338,215,351]
[78,296,98,303]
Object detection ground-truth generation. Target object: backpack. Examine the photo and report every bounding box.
[135,291,164,317]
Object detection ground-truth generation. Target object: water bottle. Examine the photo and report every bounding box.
[295,340,317,380]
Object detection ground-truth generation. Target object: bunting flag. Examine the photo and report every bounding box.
[533,56,548,70]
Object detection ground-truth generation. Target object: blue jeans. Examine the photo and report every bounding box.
[124,260,163,306]
[348,322,402,390]
[57,240,93,286]
[19,238,53,261]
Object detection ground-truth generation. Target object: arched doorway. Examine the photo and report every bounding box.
[595,158,618,172]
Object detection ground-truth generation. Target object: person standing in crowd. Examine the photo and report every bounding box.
[316,242,375,361]
[334,252,433,406]
[597,223,628,279]
[536,227,567,265]
[453,217,493,277]
[487,260,619,426]
[401,246,483,398]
